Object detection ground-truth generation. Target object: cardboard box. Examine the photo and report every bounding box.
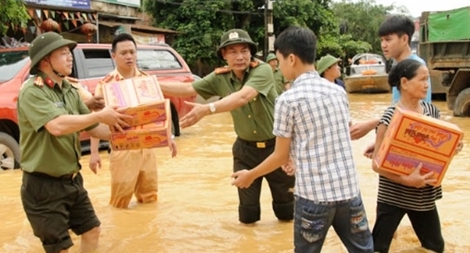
[109,119,172,150]
[374,107,463,186]
[102,75,167,126]
[109,99,172,150]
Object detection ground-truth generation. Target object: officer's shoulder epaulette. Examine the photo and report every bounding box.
[250,59,260,68]
[33,76,44,87]
[65,77,79,89]
[215,66,231,74]
[66,76,79,83]
[100,73,114,84]
[137,69,149,76]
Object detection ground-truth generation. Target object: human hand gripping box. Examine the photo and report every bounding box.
[374,107,463,186]
[110,99,172,150]
[102,75,167,126]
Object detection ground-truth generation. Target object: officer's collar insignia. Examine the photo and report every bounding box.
[229,32,239,39]
[45,77,55,88]
[34,76,56,88]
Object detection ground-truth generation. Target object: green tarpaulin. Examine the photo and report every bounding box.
[428,6,470,42]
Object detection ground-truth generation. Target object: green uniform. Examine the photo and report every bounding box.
[193,60,277,141]
[273,68,285,95]
[18,72,98,177]
[207,29,294,224]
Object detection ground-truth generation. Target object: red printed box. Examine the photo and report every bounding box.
[109,118,172,150]
[374,107,463,186]
[102,75,167,126]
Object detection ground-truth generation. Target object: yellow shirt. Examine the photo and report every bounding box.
[66,77,93,101]
[95,68,148,98]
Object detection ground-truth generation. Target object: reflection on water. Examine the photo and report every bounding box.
[1,93,469,253]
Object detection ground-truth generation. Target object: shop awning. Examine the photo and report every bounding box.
[97,21,179,34]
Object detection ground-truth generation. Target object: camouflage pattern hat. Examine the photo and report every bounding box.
[29,32,77,74]
[217,29,257,59]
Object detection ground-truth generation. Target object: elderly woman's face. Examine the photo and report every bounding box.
[402,65,429,99]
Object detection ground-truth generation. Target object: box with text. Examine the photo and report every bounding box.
[102,75,167,126]
[374,107,463,186]
[109,118,172,150]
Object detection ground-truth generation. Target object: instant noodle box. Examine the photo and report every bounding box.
[374,107,463,186]
[102,75,166,126]
[109,100,172,150]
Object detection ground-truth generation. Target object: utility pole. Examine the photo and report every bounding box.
[264,0,274,60]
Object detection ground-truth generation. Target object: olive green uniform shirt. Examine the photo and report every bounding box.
[18,72,98,177]
[273,68,285,95]
[192,60,277,141]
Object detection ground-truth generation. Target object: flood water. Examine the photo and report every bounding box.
[1,93,469,253]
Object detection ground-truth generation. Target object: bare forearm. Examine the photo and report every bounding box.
[88,124,111,141]
[159,82,197,97]
[45,113,103,136]
[90,136,102,155]
[250,154,289,179]
[366,118,380,132]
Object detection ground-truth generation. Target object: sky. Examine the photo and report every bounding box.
[372,0,469,17]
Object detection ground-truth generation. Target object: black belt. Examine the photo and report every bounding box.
[237,137,276,148]
[26,171,79,180]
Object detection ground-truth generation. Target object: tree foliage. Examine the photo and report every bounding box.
[144,0,399,75]
[317,33,371,59]
[272,0,334,36]
[330,0,394,55]
[144,0,339,74]
[0,0,29,35]
[144,0,268,74]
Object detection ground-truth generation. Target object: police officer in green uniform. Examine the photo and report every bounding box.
[18,32,131,253]
[266,52,288,94]
[159,29,295,224]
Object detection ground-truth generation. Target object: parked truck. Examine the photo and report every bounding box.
[419,6,470,116]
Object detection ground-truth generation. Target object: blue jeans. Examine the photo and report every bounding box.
[294,195,373,253]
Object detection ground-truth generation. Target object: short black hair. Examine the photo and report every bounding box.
[111,33,137,52]
[378,15,415,45]
[274,26,317,64]
[388,58,424,91]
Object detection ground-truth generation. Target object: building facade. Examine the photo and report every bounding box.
[3,0,176,45]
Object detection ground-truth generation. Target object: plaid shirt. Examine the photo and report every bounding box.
[273,71,359,202]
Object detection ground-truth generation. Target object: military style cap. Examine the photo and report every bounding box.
[316,54,341,75]
[29,32,77,74]
[217,29,257,59]
[265,53,277,63]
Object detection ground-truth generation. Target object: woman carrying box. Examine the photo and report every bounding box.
[371,58,463,253]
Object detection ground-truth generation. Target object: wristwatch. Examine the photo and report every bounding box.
[209,103,216,113]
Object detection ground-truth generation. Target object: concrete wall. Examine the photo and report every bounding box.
[91,1,140,17]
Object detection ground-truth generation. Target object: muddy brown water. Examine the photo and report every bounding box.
[1,93,469,253]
